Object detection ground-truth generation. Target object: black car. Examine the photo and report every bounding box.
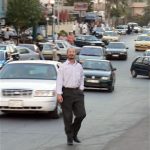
[82,59,116,92]
[130,56,150,78]
[74,35,105,47]
[106,42,128,60]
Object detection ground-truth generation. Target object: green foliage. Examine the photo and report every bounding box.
[6,0,42,31]
[58,30,68,36]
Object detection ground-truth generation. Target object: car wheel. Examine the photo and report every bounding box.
[131,70,137,78]
[50,104,61,119]
[108,86,114,92]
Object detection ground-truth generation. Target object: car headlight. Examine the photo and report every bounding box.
[34,90,55,97]
[101,76,110,80]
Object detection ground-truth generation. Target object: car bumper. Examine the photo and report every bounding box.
[135,46,150,51]
[106,53,127,58]
[0,97,57,112]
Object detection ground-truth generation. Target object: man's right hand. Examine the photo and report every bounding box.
[57,94,63,103]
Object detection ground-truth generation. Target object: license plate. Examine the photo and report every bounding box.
[9,100,23,107]
[86,79,99,83]
[112,54,119,57]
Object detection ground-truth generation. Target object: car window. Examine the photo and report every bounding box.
[135,57,143,63]
[76,37,82,40]
[43,44,53,50]
[57,43,64,48]
[108,43,125,49]
[18,48,29,54]
[0,46,6,51]
[80,47,103,56]
[143,57,150,65]
[0,51,5,60]
[83,61,110,71]
[0,63,57,80]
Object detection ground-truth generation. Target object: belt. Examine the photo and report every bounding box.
[63,87,79,90]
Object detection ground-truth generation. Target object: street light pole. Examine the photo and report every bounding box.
[50,0,55,42]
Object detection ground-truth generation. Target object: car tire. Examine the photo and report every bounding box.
[108,86,114,92]
[131,70,137,78]
[50,104,61,119]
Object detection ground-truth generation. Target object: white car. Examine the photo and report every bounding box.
[0,60,62,118]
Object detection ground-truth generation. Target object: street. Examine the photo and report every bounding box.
[0,34,149,150]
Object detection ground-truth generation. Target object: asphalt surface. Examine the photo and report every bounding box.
[0,33,149,150]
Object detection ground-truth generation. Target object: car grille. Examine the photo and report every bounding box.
[85,75,101,80]
[2,89,33,97]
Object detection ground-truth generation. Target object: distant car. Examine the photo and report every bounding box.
[102,31,120,45]
[74,35,105,47]
[116,25,128,35]
[78,46,106,63]
[49,40,81,55]
[144,49,150,56]
[135,34,150,51]
[82,59,116,92]
[92,27,105,38]
[106,42,128,60]
[18,44,40,53]
[0,60,62,118]
[130,56,150,78]
[0,43,16,53]
[15,46,40,60]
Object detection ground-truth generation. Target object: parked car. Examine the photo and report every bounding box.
[0,60,62,118]
[78,46,106,63]
[106,42,128,60]
[74,35,105,47]
[102,31,120,45]
[130,56,150,78]
[135,34,150,51]
[18,44,40,53]
[143,49,150,56]
[82,59,116,92]
[15,46,40,60]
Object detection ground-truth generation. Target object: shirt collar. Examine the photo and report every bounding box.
[66,59,77,65]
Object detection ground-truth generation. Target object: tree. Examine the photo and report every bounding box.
[142,0,150,25]
[6,0,42,40]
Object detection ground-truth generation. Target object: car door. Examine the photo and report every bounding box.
[18,48,31,60]
[141,57,150,76]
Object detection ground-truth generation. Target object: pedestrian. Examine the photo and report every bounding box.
[4,28,10,41]
[56,48,86,146]
[67,31,75,45]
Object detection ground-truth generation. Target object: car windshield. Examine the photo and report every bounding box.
[80,47,103,56]
[107,43,125,49]
[84,36,98,41]
[95,28,104,32]
[0,63,57,80]
[0,45,6,51]
[83,61,110,71]
[104,32,117,36]
[137,36,150,41]
[0,51,5,60]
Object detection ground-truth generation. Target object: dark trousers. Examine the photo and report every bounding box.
[62,88,86,139]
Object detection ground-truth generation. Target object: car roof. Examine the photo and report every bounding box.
[6,60,60,65]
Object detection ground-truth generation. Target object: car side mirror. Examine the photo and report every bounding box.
[112,68,116,71]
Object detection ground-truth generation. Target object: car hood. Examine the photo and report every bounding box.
[106,48,126,52]
[87,40,103,43]
[135,41,150,45]
[84,70,111,76]
[0,79,56,90]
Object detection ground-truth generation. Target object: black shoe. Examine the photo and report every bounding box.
[67,138,73,145]
[73,136,81,143]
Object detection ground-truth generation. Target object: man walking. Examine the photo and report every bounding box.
[56,48,86,145]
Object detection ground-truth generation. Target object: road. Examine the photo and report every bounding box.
[0,33,149,150]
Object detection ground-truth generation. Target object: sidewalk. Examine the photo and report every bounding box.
[102,117,149,150]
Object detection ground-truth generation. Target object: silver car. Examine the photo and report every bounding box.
[16,46,40,60]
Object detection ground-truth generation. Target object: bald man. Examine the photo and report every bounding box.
[56,48,86,145]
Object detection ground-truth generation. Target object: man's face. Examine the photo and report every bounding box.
[67,48,76,60]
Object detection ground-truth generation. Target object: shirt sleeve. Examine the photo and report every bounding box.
[56,66,63,95]
[79,66,84,91]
